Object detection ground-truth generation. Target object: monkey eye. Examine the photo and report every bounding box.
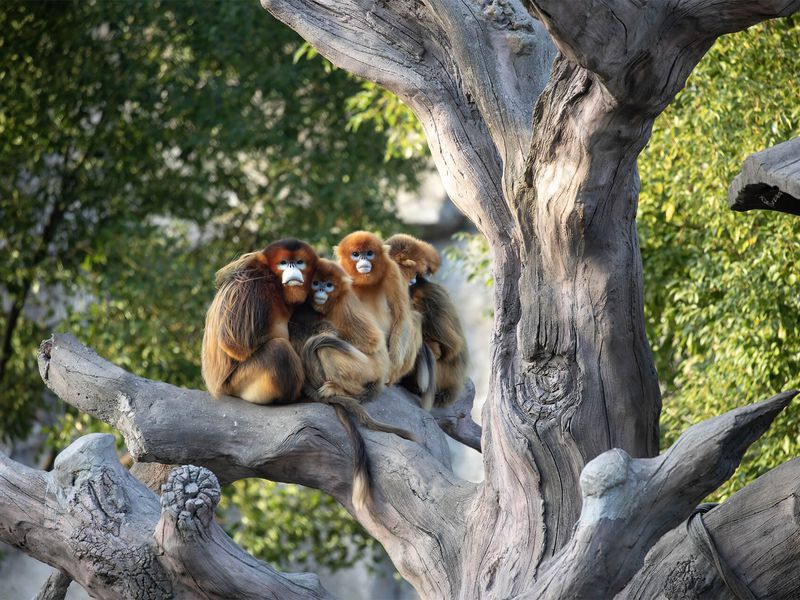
[296,260,305,268]
[312,280,319,287]
[279,260,288,266]
[351,251,359,259]
[366,250,374,258]
[325,282,334,291]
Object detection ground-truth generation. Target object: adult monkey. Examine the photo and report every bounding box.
[387,234,469,408]
[335,231,422,384]
[202,238,317,404]
[300,258,417,510]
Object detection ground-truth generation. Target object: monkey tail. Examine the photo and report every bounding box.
[415,343,436,412]
[322,395,418,443]
[333,404,371,512]
[302,333,358,363]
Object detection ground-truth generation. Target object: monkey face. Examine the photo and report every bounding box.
[336,231,388,285]
[263,238,318,305]
[309,259,351,313]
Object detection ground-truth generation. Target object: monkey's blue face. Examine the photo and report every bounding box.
[311,279,336,305]
[350,250,375,274]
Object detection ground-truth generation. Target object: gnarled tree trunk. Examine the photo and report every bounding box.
[2,1,799,598]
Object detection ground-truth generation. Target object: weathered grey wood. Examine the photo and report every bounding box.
[33,571,72,600]
[156,464,335,599]
[431,378,482,452]
[518,390,796,599]
[0,434,334,600]
[619,455,800,599]
[729,137,800,215]
[38,333,477,598]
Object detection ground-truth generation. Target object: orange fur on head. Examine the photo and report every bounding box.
[335,231,422,384]
[335,231,389,286]
[262,238,318,306]
[309,259,352,315]
[386,234,441,283]
[201,238,317,405]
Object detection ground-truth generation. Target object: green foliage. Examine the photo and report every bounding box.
[639,16,800,500]
[0,0,419,438]
[220,479,384,571]
[1,0,423,572]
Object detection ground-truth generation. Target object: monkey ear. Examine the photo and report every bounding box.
[333,245,340,259]
[383,244,391,254]
[343,275,353,286]
[402,259,416,267]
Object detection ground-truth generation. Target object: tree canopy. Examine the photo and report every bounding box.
[0,0,420,572]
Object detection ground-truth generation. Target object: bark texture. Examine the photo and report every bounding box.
[2,0,799,598]
[728,136,800,215]
[0,433,333,599]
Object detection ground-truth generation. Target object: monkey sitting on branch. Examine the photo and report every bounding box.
[201,238,317,405]
[335,231,423,385]
[387,234,469,408]
[298,258,417,510]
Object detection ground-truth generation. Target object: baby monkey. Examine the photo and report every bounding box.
[386,234,469,408]
[301,258,417,510]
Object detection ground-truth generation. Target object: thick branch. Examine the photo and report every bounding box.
[619,455,800,599]
[521,389,796,599]
[260,0,556,244]
[0,434,332,599]
[729,137,800,215]
[431,378,482,452]
[155,464,332,599]
[38,333,476,598]
[681,0,800,36]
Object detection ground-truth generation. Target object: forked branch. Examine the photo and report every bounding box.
[519,390,797,599]
[0,434,333,599]
[37,333,476,596]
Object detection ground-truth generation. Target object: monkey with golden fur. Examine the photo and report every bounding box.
[299,258,417,510]
[386,234,469,408]
[202,239,317,405]
[335,231,423,385]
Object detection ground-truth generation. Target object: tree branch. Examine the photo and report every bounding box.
[681,0,800,35]
[155,464,333,599]
[619,454,800,599]
[0,434,333,599]
[518,389,797,599]
[260,0,556,244]
[38,333,476,597]
[431,378,482,452]
[728,137,800,216]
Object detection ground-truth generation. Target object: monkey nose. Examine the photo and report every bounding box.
[282,267,304,286]
[356,258,372,274]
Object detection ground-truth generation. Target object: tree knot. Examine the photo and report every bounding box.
[160,465,221,538]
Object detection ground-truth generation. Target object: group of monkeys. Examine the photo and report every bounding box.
[201,231,469,509]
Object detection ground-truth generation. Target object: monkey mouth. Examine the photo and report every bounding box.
[313,291,328,305]
[282,267,304,286]
[356,259,372,274]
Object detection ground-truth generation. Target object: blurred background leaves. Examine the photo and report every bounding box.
[1,0,798,575]
[0,0,423,572]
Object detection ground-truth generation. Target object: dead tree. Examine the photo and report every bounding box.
[1,1,799,598]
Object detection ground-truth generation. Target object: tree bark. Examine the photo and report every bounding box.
[0,433,335,599]
[2,1,799,598]
[728,137,800,215]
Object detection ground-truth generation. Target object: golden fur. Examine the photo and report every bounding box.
[299,258,415,511]
[386,234,469,408]
[336,231,422,384]
[201,239,317,404]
